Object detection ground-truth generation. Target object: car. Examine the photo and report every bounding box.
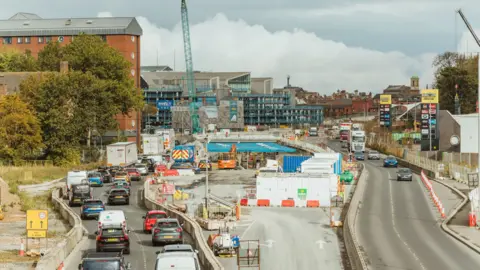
[95,225,131,254]
[126,168,141,181]
[112,180,131,194]
[114,171,131,183]
[107,188,130,205]
[79,252,131,270]
[69,184,92,207]
[152,218,184,246]
[397,168,413,181]
[98,168,112,183]
[354,151,365,161]
[135,163,148,176]
[143,210,168,233]
[141,158,156,172]
[158,244,197,254]
[384,155,398,167]
[80,199,105,219]
[154,252,201,270]
[368,150,380,160]
[87,172,103,187]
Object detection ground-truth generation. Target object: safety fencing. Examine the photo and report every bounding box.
[239,198,322,208]
[143,180,224,270]
[35,188,86,270]
[420,170,446,218]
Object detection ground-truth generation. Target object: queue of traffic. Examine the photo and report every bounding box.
[65,155,202,270]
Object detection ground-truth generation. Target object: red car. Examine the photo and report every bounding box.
[143,210,168,233]
[126,168,141,181]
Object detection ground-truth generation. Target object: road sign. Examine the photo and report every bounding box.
[27,230,47,238]
[26,210,48,230]
[297,188,307,200]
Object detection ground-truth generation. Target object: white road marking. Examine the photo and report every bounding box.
[131,227,148,270]
[388,172,392,179]
[389,175,427,270]
[240,220,256,239]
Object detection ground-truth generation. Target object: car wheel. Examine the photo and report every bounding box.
[397,177,400,181]
[152,241,157,247]
[126,200,130,205]
[409,178,413,181]
[80,214,85,220]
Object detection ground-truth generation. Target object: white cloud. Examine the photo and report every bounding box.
[132,12,436,93]
[457,29,480,54]
[97,11,113,18]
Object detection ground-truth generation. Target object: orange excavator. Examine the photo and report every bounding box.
[218,144,237,169]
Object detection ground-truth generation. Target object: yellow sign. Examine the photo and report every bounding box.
[26,210,48,230]
[421,89,439,104]
[379,94,392,105]
[27,230,47,238]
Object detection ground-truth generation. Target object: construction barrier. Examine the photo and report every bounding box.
[281,199,295,207]
[240,198,248,206]
[256,199,270,207]
[420,170,445,219]
[306,200,320,208]
[469,212,477,227]
[163,169,179,176]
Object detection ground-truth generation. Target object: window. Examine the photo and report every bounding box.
[45,36,52,43]
[17,37,23,44]
[131,52,135,59]
[2,37,12,44]
[131,69,135,76]
[24,37,30,44]
[58,36,64,42]
[131,36,135,42]
[38,36,44,43]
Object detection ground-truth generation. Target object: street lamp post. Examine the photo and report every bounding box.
[204,137,210,219]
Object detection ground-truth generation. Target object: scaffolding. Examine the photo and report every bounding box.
[237,240,260,269]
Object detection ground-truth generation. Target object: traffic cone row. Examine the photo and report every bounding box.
[420,170,446,219]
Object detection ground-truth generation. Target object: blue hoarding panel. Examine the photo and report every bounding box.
[207,142,296,153]
[157,100,173,110]
[283,156,311,173]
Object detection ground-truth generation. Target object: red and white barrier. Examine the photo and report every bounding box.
[420,170,445,218]
[239,198,321,208]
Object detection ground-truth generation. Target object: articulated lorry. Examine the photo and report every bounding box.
[339,123,352,148]
[350,130,366,152]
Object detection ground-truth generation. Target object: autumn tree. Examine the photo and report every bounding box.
[433,52,478,114]
[0,48,38,72]
[0,95,43,162]
[37,41,63,71]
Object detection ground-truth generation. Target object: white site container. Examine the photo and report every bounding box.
[256,173,338,207]
[107,142,138,167]
[142,134,164,155]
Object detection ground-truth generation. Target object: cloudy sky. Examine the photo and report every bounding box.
[2,0,480,93]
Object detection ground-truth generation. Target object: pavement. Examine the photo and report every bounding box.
[62,177,194,270]
[329,140,480,270]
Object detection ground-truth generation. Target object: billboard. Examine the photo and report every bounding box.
[421,89,439,104]
[380,95,392,105]
[230,101,238,122]
[157,100,174,110]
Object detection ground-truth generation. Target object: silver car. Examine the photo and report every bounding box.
[135,163,148,176]
[368,150,380,160]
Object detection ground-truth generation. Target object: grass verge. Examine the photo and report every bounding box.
[18,192,53,212]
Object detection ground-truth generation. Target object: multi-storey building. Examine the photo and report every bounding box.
[0,12,143,143]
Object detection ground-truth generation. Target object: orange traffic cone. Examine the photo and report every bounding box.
[19,239,25,256]
[57,262,64,270]
[469,212,477,227]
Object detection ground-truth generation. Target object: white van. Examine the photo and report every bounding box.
[66,171,88,193]
[98,210,127,230]
[155,252,200,270]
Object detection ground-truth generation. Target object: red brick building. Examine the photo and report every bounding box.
[352,98,374,113]
[0,12,143,143]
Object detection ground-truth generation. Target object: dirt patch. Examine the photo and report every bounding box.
[0,250,39,263]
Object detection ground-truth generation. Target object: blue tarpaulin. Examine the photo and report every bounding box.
[207,142,296,153]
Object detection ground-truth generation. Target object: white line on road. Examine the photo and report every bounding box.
[388,172,392,179]
[240,220,256,239]
[131,228,148,270]
[389,175,427,270]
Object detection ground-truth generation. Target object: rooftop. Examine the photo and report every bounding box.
[141,71,250,88]
[141,66,173,72]
[0,72,51,94]
[0,12,142,36]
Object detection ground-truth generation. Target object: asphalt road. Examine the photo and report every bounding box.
[62,177,193,269]
[329,140,480,270]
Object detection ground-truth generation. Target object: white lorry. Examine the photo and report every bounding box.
[142,134,164,155]
[350,130,366,152]
[106,142,138,167]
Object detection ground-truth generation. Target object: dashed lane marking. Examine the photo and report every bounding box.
[131,227,148,270]
[389,175,427,270]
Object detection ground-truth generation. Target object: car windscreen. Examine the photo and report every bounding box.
[72,185,90,193]
[101,228,124,237]
[126,169,136,173]
[148,213,168,219]
[157,221,178,228]
[82,260,120,269]
[84,201,103,206]
[88,173,101,178]
[399,169,411,174]
[111,190,127,195]
[386,157,396,161]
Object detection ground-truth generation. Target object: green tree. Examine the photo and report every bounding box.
[37,41,63,71]
[0,95,43,161]
[0,49,38,72]
[433,52,478,114]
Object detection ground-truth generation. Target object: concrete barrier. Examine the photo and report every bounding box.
[35,188,85,269]
[143,180,224,270]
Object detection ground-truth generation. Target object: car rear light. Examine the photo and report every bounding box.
[176,228,183,232]
[96,236,100,241]
[154,228,161,234]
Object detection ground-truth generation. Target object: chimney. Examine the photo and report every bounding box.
[60,61,68,74]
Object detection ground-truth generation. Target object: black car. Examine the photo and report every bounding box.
[98,169,112,183]
[397,168,413,181]
[79,252,131,270]
[108,166,122,177]
[107,188,130,205]
[69,184,92,206]
[95,225,131,254]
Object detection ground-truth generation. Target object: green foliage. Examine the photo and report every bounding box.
[37,41,63,71]
[433,52,478,114]
[0,95,43,161]
[0,49,38,72]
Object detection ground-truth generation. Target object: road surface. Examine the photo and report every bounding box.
[329,141,480,270]
[62,178,193,269]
